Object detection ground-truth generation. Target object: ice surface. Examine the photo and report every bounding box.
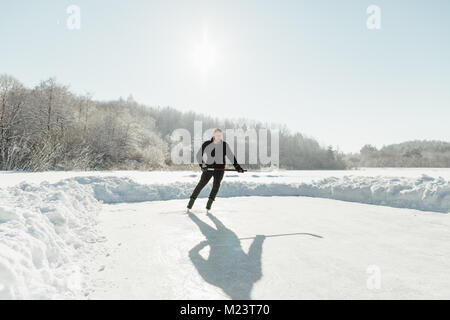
[89,197,450,299]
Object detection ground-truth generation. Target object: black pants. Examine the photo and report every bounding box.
[190,170,225,201]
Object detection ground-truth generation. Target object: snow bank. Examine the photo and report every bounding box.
[1,172,449,299]
[297,175,450,213]
[72,174,450,213]
[0,180,101,299]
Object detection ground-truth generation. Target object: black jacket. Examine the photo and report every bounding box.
[196,138,241,169]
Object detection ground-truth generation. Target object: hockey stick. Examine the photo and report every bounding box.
[205,168,247,172]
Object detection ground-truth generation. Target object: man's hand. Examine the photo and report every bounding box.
[200,164,208,172]
[236,165,245,173]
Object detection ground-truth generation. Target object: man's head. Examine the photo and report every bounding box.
[212,128,222,142]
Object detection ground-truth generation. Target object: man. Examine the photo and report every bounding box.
[187,128,245,212]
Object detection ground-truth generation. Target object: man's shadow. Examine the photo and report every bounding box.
[188,213,265,300]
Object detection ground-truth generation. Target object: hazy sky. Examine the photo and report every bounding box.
[1,0,449,152]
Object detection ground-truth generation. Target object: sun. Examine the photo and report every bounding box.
[192,28,217,74]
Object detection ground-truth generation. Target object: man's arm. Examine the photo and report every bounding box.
[225,142,244,172]
[196,141,206,169]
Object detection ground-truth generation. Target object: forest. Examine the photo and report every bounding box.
[0,74,346,171]
[1,74,448,171]
[347,141,450,168]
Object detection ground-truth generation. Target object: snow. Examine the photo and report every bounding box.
[88,197,450,299]
[0,168,449,299]
[0,180,101,299]
[60,173,450,213]
[1,168,450,189]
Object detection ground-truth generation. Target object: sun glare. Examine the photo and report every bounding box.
[192,28,218,74]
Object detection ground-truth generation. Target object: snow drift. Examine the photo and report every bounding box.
[0,180,101,299]
[1,172,449,299]
[73,174,450,213]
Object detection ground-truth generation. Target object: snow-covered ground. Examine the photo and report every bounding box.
[2,168,449,212]
[88,197,450,299]
[2,168,450,189]
[0,168,449,299]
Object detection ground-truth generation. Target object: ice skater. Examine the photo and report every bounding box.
[187,128,245,212]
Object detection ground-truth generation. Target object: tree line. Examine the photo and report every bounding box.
[0,74,364,171]
[347,141,450,168]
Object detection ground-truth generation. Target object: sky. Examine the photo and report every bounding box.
[0,0,449,152]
